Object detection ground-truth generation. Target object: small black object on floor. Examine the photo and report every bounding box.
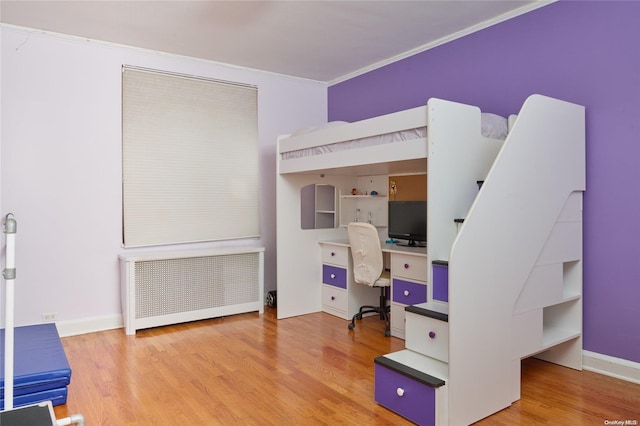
[0,401,57,426]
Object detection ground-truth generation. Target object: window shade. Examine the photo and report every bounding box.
[122,67,259,247]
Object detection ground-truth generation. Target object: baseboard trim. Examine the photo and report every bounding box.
[56,314,123,337]
[583,350,640,384]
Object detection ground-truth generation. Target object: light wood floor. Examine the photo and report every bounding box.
[53,307,640,425]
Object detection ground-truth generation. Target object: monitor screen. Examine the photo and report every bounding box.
[388,201,427,247]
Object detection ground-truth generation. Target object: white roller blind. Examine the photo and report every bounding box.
[122,67,259,247]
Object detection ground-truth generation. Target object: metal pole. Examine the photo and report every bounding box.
[3,213,17,410]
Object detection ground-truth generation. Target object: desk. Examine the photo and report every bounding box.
[319,240,428,339]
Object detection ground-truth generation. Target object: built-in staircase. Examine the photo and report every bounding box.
[374,95,585,425]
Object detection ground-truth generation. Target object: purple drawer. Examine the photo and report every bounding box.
[322,265,347,289]
[432,263,449,302]
[393,279,427,305]
[374,362,435,425]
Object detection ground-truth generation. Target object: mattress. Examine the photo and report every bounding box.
[280,112,509,160]
[281,127,427,159]
[0,323,71,409]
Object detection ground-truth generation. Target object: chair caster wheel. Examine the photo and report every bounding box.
[348,323,355,330]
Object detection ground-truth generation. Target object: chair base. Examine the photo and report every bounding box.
[347,287,390,336]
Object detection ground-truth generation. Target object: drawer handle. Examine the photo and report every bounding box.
[396,387,405,397]
[331,296,335,301]
[429,331,436,339]
[403,290,410,296]
[404,263,409,269]
[331,252,336,256]
[330,273,336,279]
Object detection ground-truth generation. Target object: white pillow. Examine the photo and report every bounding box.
[508,114,518,132]
[481,113,509,139]
[291,120,350,136]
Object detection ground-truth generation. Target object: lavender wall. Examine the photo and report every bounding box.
[1,26,327,331]
[329,1,640,364]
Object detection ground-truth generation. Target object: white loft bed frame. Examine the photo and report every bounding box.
[276,95,585,425]
[278,106,429,175]
[276,98,507,319]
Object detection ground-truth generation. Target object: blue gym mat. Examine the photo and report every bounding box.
[0,323,71,409]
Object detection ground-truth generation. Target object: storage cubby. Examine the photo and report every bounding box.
[562,260,582,299]
[315,184,337,228]
[300,184,337,230]
[542,297,581,349]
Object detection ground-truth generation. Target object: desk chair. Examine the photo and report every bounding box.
[347,222,391,336]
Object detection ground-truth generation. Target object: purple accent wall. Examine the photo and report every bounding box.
[329,1,640,363]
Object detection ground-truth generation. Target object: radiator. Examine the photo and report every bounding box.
[119,247,264,335]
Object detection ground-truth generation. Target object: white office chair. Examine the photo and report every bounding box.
[347,222,391,336]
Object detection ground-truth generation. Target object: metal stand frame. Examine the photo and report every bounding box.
[2,214,84,425]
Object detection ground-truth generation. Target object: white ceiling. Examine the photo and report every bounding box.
[0,1,549,83]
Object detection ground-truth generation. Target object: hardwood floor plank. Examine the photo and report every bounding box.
[52,307,639,425]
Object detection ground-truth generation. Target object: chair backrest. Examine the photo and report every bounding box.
[347,222,384,287]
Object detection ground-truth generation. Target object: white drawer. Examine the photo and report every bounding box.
[321,244,349,266]
[391,253,428,282]
[405,312,449,362]
[321,284,348,319]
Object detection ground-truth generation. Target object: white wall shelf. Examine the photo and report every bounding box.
[339,175,388,227]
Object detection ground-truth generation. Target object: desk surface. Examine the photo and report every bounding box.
[320,239,428,257]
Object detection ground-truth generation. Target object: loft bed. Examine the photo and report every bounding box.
[277,105,510,175]
[276,98,511,320]
[276,95,584,425]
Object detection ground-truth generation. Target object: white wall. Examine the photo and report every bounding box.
[0,25,327,334]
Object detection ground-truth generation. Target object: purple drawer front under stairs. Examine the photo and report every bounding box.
[374,356,445,426]
[432,260,449,303]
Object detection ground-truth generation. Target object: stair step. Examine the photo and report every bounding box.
[374,355,445,388]
[405,304,449,322]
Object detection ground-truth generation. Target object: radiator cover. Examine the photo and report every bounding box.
[120,247,264,335]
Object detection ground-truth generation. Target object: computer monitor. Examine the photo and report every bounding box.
[388,201,427,247]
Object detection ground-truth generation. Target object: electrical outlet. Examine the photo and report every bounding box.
[42,312,57,322]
